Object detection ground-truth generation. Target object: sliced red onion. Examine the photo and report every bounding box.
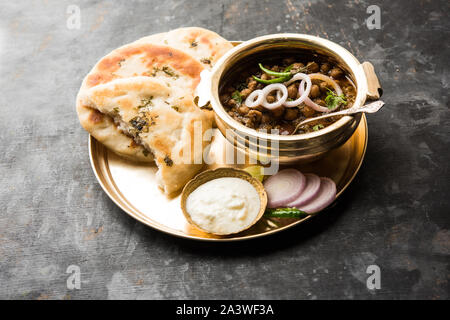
[245,89,264,108]
[264,169,306,208]
[261,83,288,110]
[284,72,309,87]
[276,73,312,108]
[299,73,343,113]
[298,177,336,214]
[309,73,343,96]
[285,173,321,208]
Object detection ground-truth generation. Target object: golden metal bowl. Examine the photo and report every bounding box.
[180,167,268,235]
[196,34,382,164]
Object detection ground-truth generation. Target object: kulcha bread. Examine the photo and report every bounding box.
[76,41,206,162]
[135,27,234,70]
[76,27,233,194]
[80,76,212,194]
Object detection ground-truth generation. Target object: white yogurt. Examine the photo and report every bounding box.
[186,177,261,235]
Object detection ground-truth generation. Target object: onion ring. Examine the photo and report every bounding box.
[298,177,336,214]
[276,73,312,108]
[299,73,343,113]
[285,173,321,208]
[244,89,264,108]
[264,169,306,208]
[261,83,288,110]
[308,73,343,96]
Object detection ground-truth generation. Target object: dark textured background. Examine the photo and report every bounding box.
[0,0,448,299]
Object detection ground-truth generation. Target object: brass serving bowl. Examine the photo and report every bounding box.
[196,34,382,164]
[180,167,268,235]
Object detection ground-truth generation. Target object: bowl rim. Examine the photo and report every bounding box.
[208,33,369,142]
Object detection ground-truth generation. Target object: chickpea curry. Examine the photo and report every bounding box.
[219,57,356,134]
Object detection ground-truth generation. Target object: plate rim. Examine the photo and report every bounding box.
[88,114,368,242]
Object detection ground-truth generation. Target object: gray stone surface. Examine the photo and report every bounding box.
[0,0,448,300]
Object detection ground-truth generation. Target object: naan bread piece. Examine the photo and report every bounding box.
[76,42,206,162]
[135,27,233,69]
[80,77,212,195]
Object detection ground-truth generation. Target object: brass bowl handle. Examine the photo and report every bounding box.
[361,61,382,100]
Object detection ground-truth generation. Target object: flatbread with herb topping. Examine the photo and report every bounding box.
[76,27,233,193]
[135,27,233,69]
[80,76,212,194]
[76,41,207,162]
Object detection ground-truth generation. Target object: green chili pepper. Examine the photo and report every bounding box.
[264,207,309,218]
[252,63,296,84]
[284,64,294,72]
[258,63,291,77]
[252,74,292,84]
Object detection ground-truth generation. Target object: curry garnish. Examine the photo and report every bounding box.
[252,75,291,84]
[312,124,325,131]
[324,89,347,110]
[258,63,291,77]
[231,90,243,105]
[252,63,294,84]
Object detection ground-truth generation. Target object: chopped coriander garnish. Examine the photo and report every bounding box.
[149,67,160,77]
[148,66,179,78]
[130,116,148,132]
[162,66,179,78]
[324,89,347,110]
[312,124,324,131]
[171,105,179,112]
[138,96,154,109]
[231,90,242,105]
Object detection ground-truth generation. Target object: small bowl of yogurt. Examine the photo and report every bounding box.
[181,167,267,235]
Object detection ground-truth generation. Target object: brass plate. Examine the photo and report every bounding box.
[88,114,368,241]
